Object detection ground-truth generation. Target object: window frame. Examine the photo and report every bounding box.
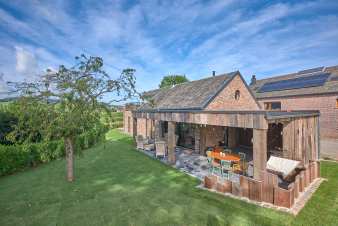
[264,101,281,111]
[234,90,240,100]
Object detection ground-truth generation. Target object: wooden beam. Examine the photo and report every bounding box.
[168,121,176,164]
[133,111,268,129]
[253,129,267,180]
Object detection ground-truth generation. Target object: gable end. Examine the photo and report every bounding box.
[204,73,262,111]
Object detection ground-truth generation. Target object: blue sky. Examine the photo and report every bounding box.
[0,0,338,101]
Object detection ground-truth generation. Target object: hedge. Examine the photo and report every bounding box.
[0,128,106,176]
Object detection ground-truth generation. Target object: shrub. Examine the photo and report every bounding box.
[0,128,106,176]
[0,145,27,175]
[21,142,40,166]
[36,140,65,163]
[0,111,18,145]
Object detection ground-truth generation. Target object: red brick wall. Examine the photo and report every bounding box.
[123,110,133,135]
[206,75,261,111]
[258,94,338,139]
[137,118,147,138]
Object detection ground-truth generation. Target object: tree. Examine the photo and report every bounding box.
[0,111,17,145]
[159,75,188,88]
[10,55,139,181]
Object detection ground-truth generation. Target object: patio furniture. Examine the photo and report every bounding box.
[144,143,155,151]
[266,156,301,179]
[247,162,254,177]
[224,148,232,154]
[213,147,223,153]
[205,147,214,155]
[206,151,222,176]
[241,161,249,176]
[211,161,222,176]
[207,157,213,173]
[136,135,145,150]
[221,160,232,180]
[209,151,240,162]
[221,160,232,170]
[232,163,241,172]
[238,152,246,161]
[155,141,167,158]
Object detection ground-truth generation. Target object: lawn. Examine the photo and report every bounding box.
[0,129,337,226]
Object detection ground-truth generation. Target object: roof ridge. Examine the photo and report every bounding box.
[143,71,237,94]
[171,71,238,88]
[140,71,240,110]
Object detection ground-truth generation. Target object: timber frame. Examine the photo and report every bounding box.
[131,109,321,209]
[127,71,321,210]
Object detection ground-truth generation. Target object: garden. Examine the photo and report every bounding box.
[0,129,337,226]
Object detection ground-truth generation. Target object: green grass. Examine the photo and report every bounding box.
[0,129,337,226]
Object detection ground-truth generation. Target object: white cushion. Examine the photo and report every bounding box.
[267,156,300,178]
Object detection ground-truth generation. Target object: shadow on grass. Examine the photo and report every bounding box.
[0,130,297,226]
[77,133,291,226]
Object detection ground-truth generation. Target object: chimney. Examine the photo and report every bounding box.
[250,75,256,85]
[212,71,216,76]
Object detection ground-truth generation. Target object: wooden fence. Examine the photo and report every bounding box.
[204,161,320,208]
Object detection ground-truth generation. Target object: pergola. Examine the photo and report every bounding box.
[133,109,320,180]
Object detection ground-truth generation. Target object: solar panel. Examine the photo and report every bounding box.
[298,67,324,75]
[258,73,330,93]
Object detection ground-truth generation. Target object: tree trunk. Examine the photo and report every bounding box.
[65,137,74,182]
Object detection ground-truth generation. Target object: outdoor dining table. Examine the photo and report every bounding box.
[209,151,241,162]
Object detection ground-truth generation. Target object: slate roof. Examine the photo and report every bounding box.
[139,71,239,110]
[142,89,162,100]
[251,65,338,99]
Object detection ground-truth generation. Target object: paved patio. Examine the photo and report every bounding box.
[139,147,209,180]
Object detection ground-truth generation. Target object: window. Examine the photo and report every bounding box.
[235,90,240,100]
[264,102,281,111]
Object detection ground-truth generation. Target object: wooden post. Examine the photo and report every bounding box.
[194,126,200,153]
[132,117,137,139]
[154,120,162,141]
[168,121,176,164]
[262,171,278,204]
[253,129,267,180]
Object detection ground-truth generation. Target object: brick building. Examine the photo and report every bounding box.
[124,71,321,209]
[250,65,338,159]
[122,103,139,135]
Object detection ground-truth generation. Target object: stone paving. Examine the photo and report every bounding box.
[174,148,209,180]
[139,147,209,180]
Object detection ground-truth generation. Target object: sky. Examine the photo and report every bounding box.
[0,0,338,102]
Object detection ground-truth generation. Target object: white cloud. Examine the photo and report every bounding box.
[0,73,8,93]
[0,0,337,95]
[15,46,38,77]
